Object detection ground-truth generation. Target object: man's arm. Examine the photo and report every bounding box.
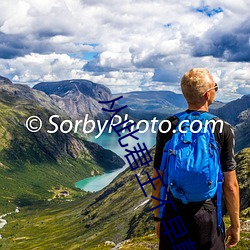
[152,128,165,239]
[223,170,240,248]
[152,168,163,217]
[218,122,240,248]
[152,168,163,238]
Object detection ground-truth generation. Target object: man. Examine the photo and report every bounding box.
[152,68,240,249]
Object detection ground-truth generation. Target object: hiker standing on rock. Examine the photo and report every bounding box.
[152,68,240,249]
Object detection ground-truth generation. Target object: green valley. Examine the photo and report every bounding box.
[0,147,249,249]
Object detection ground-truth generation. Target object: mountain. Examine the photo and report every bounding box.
[0,76,248,248]
[0,77,248,249]
[113,91,248,124]
[113,91,186,120]
[114,91,187,110]
[235,148,250,215]
[213,94,250,126]
[209,100,225,110]
[33,80,225,122]
[234,108,250,152]
[0,79,124,212]
[212,95,250,152]
[33,79,113,121]
[113,91,225,120]
[0,75,12,85]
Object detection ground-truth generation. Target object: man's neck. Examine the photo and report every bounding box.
[187,103,209,112]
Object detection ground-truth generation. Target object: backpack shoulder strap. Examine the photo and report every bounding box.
[174,111,217,121]
[173,111,189,121]
[201,112,217,120]
[201,112,223,230]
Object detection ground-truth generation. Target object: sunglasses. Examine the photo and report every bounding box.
[203,83,218,95]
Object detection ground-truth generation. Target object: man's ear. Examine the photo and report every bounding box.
[204,92,209,100]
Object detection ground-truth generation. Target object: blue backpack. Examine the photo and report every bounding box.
[159,111,223,228]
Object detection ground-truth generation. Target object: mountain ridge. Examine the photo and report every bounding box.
[0,76,12,85]
[213,94,250,125]
[33,79,113,121]
[213,94,250,152]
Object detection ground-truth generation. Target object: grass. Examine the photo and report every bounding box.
[0,177,248,250]
[0,198,88,250]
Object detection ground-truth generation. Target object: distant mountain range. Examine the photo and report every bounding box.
[116,91,250,152]
[113,91,225,120]
[4,76,250,152]
[32,80,225,121]
[2,75,250,153]
[114,90,225,111]
[33,78,249,152]
[212,94,250,125]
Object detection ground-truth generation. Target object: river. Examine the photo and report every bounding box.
[75,129,156,192]
[0,208,19,238]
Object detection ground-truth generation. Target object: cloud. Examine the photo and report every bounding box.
[0,53,87,85]
[193,18,250,62]
[0,0,249,101]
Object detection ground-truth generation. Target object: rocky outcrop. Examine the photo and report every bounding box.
[235,148,250,214]
[83,140,125,171]
[0,76,12,85]
[234,109,250,152]
[210,95,250,152]
[33,79,112,121]
[213,94,250,126]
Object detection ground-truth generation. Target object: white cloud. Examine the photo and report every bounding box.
[0,53,87,85]
[0,0,249,101]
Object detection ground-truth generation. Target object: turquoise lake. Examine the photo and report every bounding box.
[75,129,156,192]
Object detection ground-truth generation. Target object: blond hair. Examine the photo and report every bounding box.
[181,68,214,104]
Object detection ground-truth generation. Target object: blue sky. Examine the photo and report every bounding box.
[0,0,249,102]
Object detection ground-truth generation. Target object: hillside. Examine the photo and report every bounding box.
[0,76,12,85]
[213,94,250,126]
[235,148,250,214]
[0,146,155,249]
[234,108,250,152]
[1,147,249,249]
[0,81,124,213]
